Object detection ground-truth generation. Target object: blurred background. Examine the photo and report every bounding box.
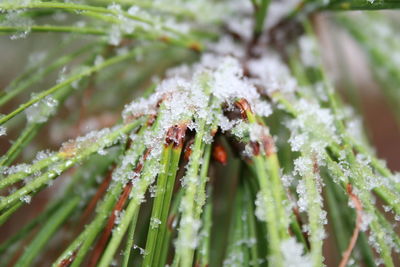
[1,7,400,266]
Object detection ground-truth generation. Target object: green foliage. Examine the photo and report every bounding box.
[1,1,400,267]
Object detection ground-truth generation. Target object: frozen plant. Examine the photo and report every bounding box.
[0,1,400,267]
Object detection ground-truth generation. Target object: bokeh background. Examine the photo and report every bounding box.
[1,8,400,266]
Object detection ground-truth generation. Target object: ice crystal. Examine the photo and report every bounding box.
[97,148,108,156]
[255,191,267,222]
[217,114,236,132]
[281,238,311,267]
[59,126,126,161]
[94,55,104,66]
[175,217,201,250]
[209,56,272,117]
[1,10,33,40]
[56,66,68,84]
[105,3,166,45]
[127,6,140,16]
[248,53,297,95]
[298,36,319,67]
[293,156,313,177]
[25,95,59,124]
[209,36,245,58]
[223,250,244,267]
[149,185,157,198]
[226,17,253,41]
[114,210,125,225]
[360,212,373,231]
[287,98,339,164]
[0,126,6,137]
[281,174,294,188]
[108,25,122,46]
[34,150,54,163]
[112,146,141,183]
[133,244,146,256]
[20,195,32,204]
[122,54,274,159]
[150,217,162,229]
[346,116,365,143]
[2,163,31,176]
[262,0,302,30]
[249,124,270,142]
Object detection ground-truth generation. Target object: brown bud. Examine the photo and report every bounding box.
[146,114,157,127]
[250,141,260,156]
[159,35,171,43]
[210,128,218,137]
[167,214,176,232]
[184,145,192,161]
[235,99,252,119]
[59,141,77,158]
[165,124,188,147]
[346,183,353,195]
[261,135,275,157]
[189,42,202,52]
[144,148,151,159]
[213,144,228,165]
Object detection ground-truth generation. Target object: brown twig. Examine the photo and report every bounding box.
[167,214,176,232]
[58,249,78,267]
[71,122,145,265]
[87,182,133,267]
[87,149,149,267]
[338,184,363,267]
